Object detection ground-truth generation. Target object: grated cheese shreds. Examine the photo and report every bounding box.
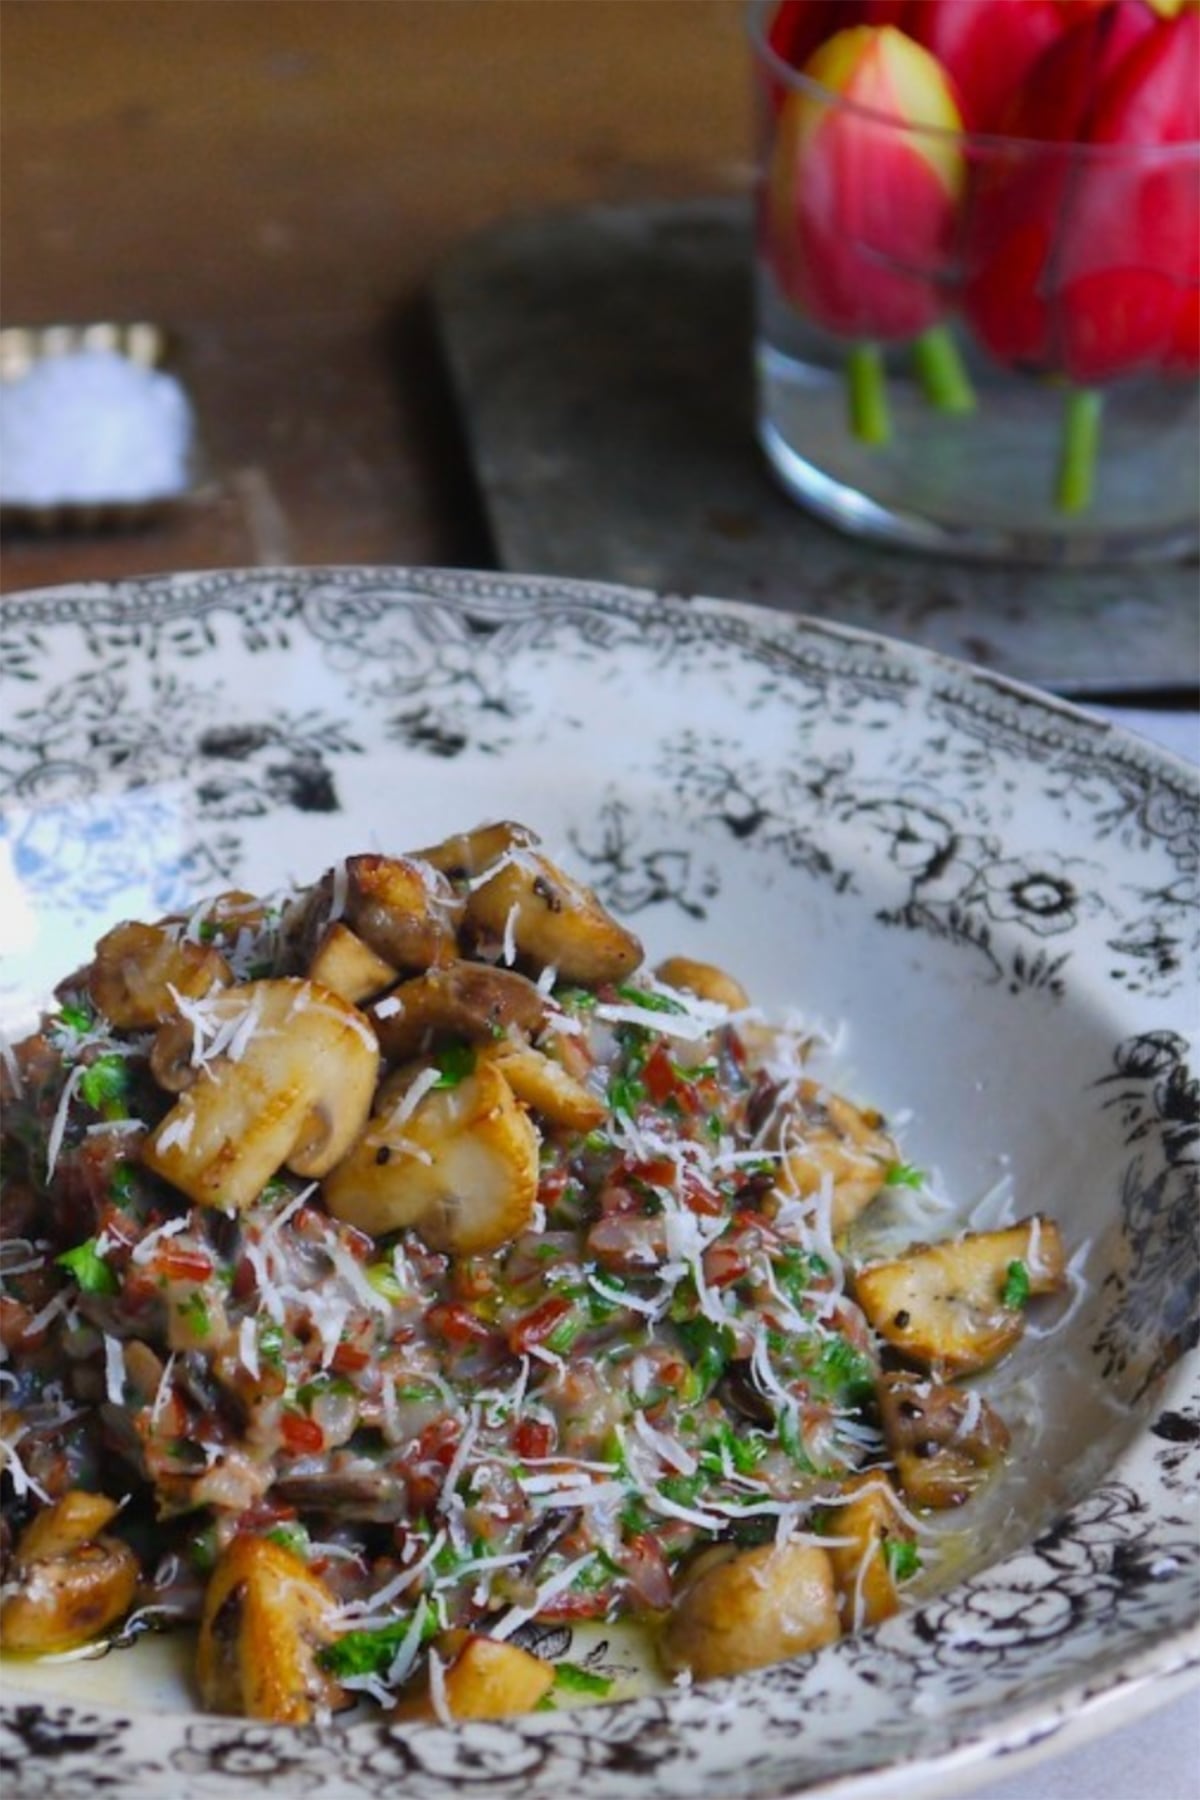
[0,833,1070,1724]
[0,1423,51,1502]
[103,1334,126,1406]
[426,1646,453,1725]
[45,1064,86,1181]
[488,1553,600,1641]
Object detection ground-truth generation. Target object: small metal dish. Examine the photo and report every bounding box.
[0,320,198,535]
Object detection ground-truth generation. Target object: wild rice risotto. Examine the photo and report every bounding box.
[0,822,1066,1723]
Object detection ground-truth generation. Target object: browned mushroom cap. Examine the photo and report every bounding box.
[142,979,379,1212]
[819,1472,917,1630]
[410,819,540,878]
[877,1372,1011,1509]
[465,850,642,984]
[391,1631,554,1722]
[87,920,232,1028]
[479,1039,607,1133]
[196,1535,343,1723]
[654,956,750,1012]
[368,959,548,1063]
[0,1491,138,1655]
[277,856,462,983]
[307,920,399,1004]
[769,1081,898,1238]
[323,1060,539,1253]
[853,1217,1067,1377]
[342,854,462,970]
[658,1540,841,1679]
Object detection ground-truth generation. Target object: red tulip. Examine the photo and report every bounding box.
[761,2,917,111]
[767,24,965,343]
[1169,288,1200,373]
[1057,10,1200,382]
[961,0,1157,371]
[909,0,1068,131]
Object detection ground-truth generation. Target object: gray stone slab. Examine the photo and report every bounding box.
[433,197,1198,697]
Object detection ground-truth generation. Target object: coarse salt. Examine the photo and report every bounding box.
[0,348,193,505]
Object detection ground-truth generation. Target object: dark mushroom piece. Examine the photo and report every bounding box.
[877,1371,1011,1508]
[369,960,547,1064]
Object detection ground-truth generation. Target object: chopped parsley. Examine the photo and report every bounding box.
[883,1536,922,1581]
[552,1662,613,1697]
[811,1335,876,1407]
[884,1162,926,1190]
[1001,1259,1031,1310]
[56,1000,95,1035]
[55,1236,119,1295]
[185,1522,219,1574]
[699,1421,767,1478]
[658,1471,706,1509]
[433,1040,476,1089]
[555,986,598,1012]
[320,1605,437,1678]
[266,1521,311,1559]
[613,984,684,1016]
[607,1067,646,1121]
[675,1317,734,1400]
[295,1374,354,1412]
[366,1260,406,1303]
[545,1308,586,1356]
[178,1291,211,1337]
[109,1162,138,1208]
[79,1053,131,1115]
[777,1405,813,1471]
[775,1247,822,1311]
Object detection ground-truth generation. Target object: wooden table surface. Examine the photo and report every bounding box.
[1,0,750,592]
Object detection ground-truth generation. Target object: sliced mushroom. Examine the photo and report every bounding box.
[142,979,379,1212]
[772,1082,898,1236]
[392,1631,555,1721]
[877,1372,1011,1509]
[853,1217,1067,1377]
[323,1059,539,1253]
[820,1472,917,1630]
[479,1039,607,1133]
[196,1534,343,1722]
[654,956,750,1012]
[369,960,547,1064]
[658,1540,840,1680]
[343,854,462,970]
[0,1490,138,1654]
[87,920,232,1029]
[13,1490,123,1562]
[411,818,541,878]
[307,920,399,1004]
[465,850,642,984]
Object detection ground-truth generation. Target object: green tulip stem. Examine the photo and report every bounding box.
[1056,386,1103,515]
[847,342,891,447]
[912,325,976,415]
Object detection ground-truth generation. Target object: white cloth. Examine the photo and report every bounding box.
[973,1686,1200,1800]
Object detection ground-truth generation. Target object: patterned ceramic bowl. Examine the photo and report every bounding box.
[0,568,1196,1800]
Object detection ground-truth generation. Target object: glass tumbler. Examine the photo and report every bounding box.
[748,0,1200,564]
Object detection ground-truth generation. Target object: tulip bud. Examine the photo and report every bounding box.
[909,0,1068,131]
[1058,10,1200,383]
[762,2,917,113]
[962,0,1156,371]
[766,25,965,344]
